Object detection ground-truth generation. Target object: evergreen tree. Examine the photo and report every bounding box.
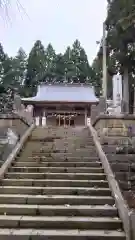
[106,0,135,112]
[0,43,6,62]
[2,57,15,88]
[0,43,15,113]
[0,43,6,85]
[70,40,93,83]
[0,39,101,98]
[71,40,82,81]
[63,46,75,82]
[92,57,102,97]
[15,48,27,86]
[45,43,56,69]
[2,48,27,94]
[54,53,65,82]
[24,40,46,96]
[43,43,56,82]
[77,48,92,83]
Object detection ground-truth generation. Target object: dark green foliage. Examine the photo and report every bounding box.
[92,0,135,108]
[0,39,100,101]
[106,0,135,111]
[24,40,46,96]
[23,39,99,96]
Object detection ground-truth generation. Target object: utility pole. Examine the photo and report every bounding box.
[102,22,107,99]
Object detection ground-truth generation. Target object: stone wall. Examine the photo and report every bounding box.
[93,115,135,138]
[90,97,106,125]
[0,115,30,164]
[93,114,135,236]
[14,94,34,125]
[89,123,134,240]
[0,115,29,137]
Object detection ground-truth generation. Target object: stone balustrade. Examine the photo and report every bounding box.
[91,96,107,125]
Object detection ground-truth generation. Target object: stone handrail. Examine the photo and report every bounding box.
[89,123,134,240]
[13,109,34,126]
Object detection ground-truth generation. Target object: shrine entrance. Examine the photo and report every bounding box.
[56,114,75,126]
[42,110,85,127]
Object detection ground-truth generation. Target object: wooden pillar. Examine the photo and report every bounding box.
[69,115,71,126]
[64,113,65,127]
[85,108,87,126]
[59,114,60,126]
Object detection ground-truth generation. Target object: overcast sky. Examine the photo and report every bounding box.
[0,0,107,64]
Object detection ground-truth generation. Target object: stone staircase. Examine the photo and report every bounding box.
[0,126,125,239]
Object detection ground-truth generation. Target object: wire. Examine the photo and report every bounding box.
[0,0,30,23]
[16,0,30,21]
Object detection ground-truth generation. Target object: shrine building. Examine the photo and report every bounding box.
[21,84,99,127]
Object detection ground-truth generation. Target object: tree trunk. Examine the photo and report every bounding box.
[123,67,129,113]
[133,87,135,114]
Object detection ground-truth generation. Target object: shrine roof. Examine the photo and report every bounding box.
[21,84,99,103]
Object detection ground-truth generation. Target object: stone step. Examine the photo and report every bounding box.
[103,146,117,153]
[0,194,115,205]
[9,167,104,174]
[17,156,99,162]
[2,179,109,188]
[111,163,135,172]
[14,161,102,168]
[23,146,96,154]
[0,204,118,217]
[32,148,97,153]
[103,145,134,154]
[0,186,111,196]
[0,215,122,230]
[57,145,96,149]
[115,172,133,181]
[30,137,94,143]
[5,172,106,180]
[30,152,98,157]
[106,154,135,162]
[106,128,127,136]
[118,181,134,191]
[32,131,92,136]
[0,126,125,238]
[30,135,94,140]
[0,228,126,240]
[101,136,130,145]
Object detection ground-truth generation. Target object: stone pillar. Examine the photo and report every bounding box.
[24,105,34,125]
[7,128,18,145]
[121,100,128,114]
[87,117,91,126]
[121,100,125,114]
[91,104,98,125]
[42,110,46,127]
[35,117,40,126]
[112,75,122,108]
[14,94,21,112]
[123,68,129,113]
[98,97,106,113]
[114,93,121,114]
